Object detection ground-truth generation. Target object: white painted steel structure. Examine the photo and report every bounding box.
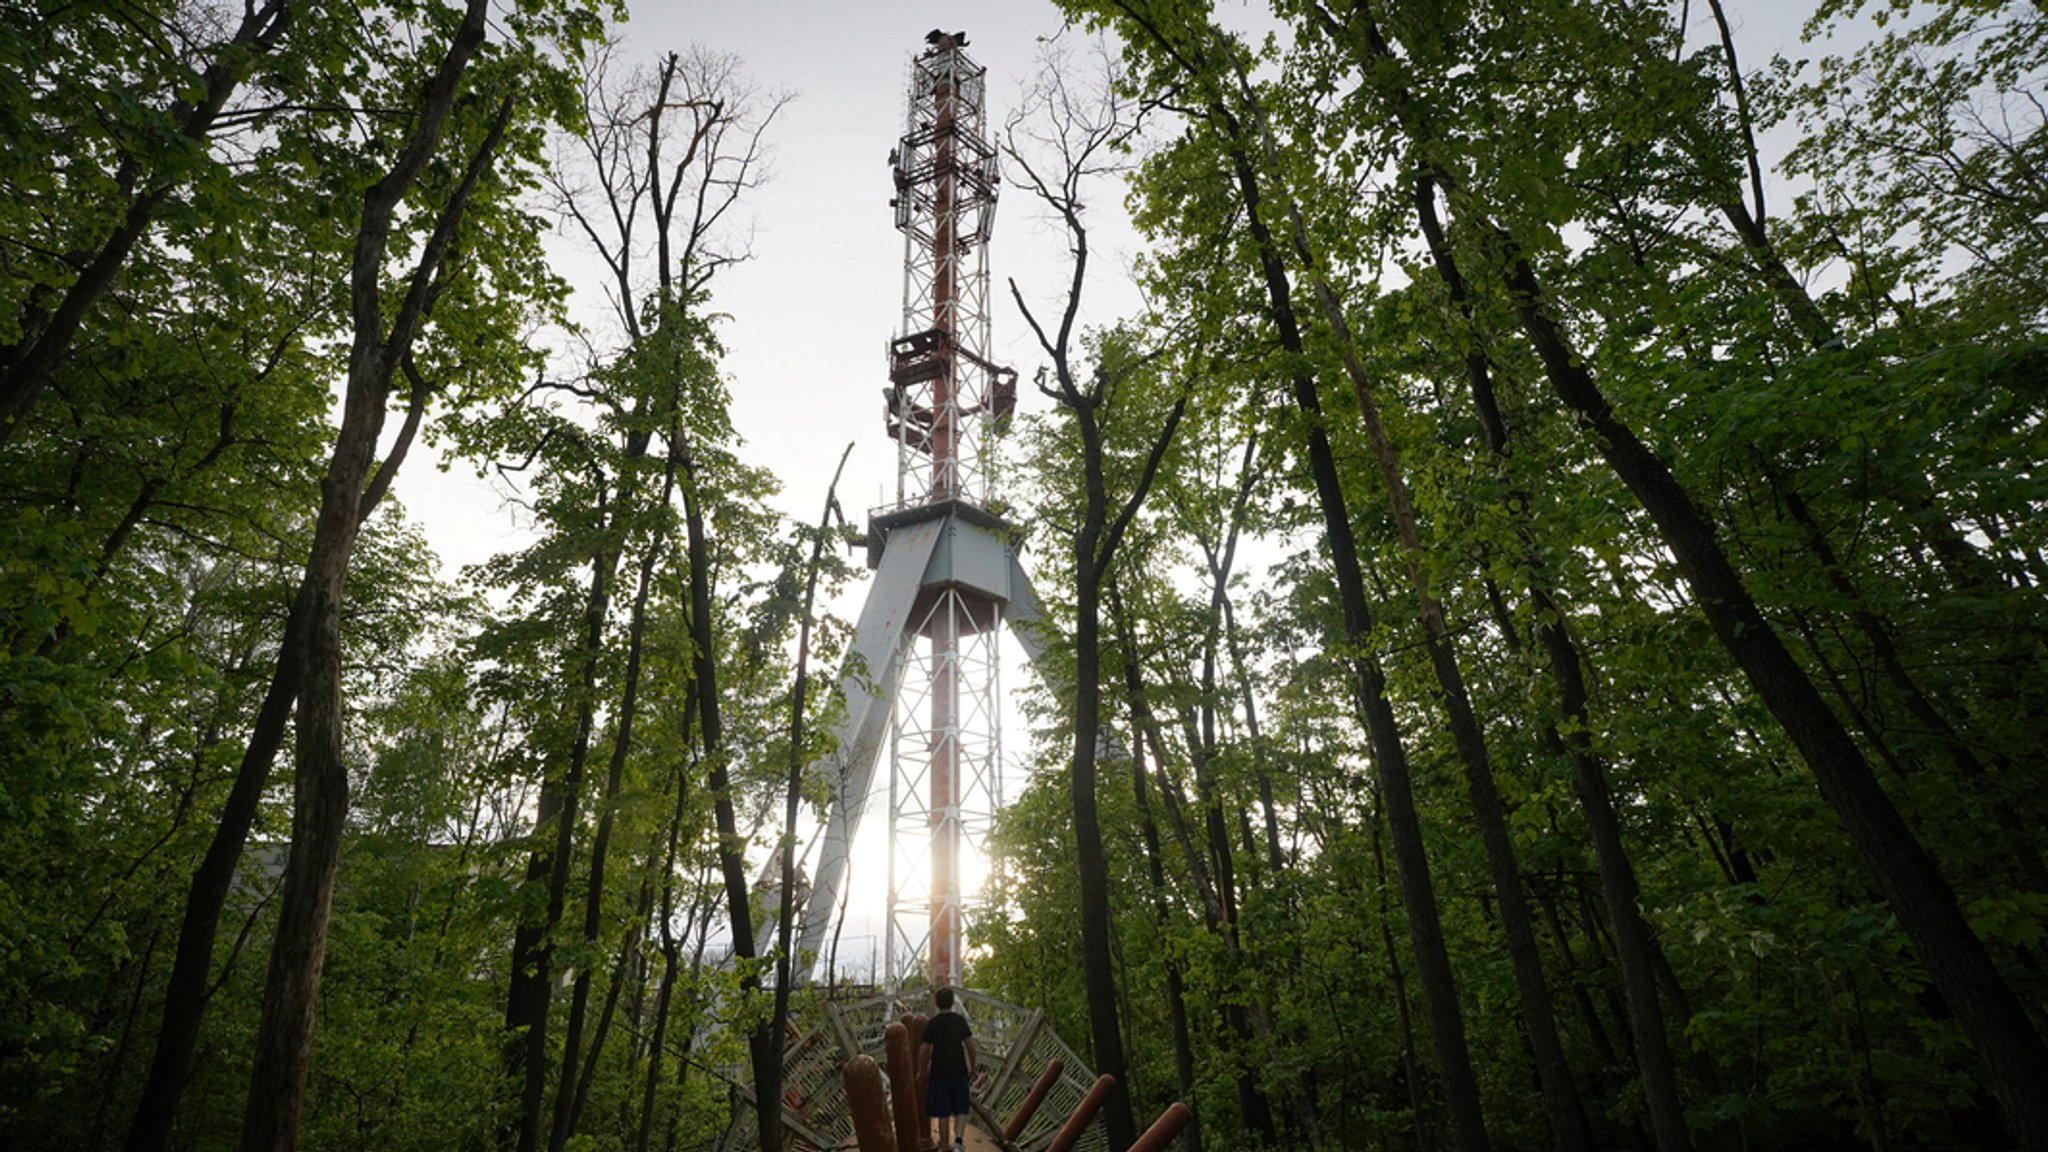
[790,503,1049,988]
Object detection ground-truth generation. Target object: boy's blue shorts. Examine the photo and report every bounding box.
[927,1075,971,1117]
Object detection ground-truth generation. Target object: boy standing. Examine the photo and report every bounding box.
[920,986,977,1152]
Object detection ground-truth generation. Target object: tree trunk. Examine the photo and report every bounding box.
[678,444,773,1152]
[1272,170,1590,1150]
[1213,124,1492,1152]
[1134,757,1202,1152]
[1008,129,1188,1140]
[1217,589,1285,878]
[507,519,611,1152]
[636,682,700,1152]
[1112,597,1204,1152]
[239,528,358,1152]
[236,8,499,1148]
[551,449,676,1152]
[1408,170,1694,1152]
[121,194,428,1152]
[124,592,307,1152]
[1083,17,1490,1137]
[1071,517,1136,1150]
[760,446,853,1149]
[1367,783,1435,1152]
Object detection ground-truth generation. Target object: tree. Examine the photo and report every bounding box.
[0,0,292,446]
[238,3,593,1145]
[472,38,787,1152]
[1023,0,2048,1145]
[1305,3,2048,1138]
[1006,39,1190,1150]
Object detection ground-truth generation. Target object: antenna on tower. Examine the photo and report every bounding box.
[882,28,1018,510]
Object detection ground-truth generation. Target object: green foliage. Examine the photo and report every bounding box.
[6,1,2046,1150]
[980,0,2048,1147]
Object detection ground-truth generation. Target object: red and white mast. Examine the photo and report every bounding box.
[793,29,1035,995]
[882,29,1013,989]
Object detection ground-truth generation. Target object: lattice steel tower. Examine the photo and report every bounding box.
[792,29,1044,992]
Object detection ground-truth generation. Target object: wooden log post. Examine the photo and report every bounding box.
[845,1055,895,1152]
[1003,1058,1065,1142]
[905,1012,931,1143]
[1126,1104,1193,1152]
[1047,1075,1116,1152]
[886,1022,920,1152]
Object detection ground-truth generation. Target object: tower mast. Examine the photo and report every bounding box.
[882,29,1014,990]
[884,28,1011,508]
[793,28,1035,995]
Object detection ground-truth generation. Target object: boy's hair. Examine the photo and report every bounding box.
[935,986,956,1010]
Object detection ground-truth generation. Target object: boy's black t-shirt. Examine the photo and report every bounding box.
[924,1011,973,1080]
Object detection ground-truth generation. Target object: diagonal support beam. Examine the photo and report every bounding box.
[791,515,945,974]
[791,503,1061,986]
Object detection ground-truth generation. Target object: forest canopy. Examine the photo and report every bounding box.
[1,2,2044,1152]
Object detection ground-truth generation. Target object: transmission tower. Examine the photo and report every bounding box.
[792,29,1045,992]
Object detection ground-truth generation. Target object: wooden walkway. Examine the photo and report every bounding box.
[715,990,1108,1152]
[960,1124,1004,1152]
[915,1123,1002,1152]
